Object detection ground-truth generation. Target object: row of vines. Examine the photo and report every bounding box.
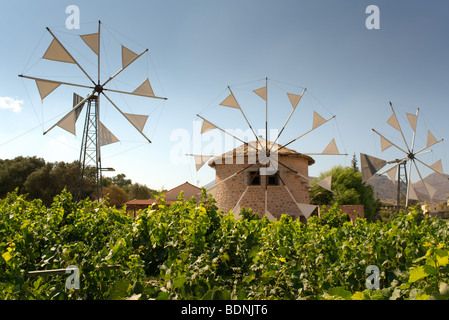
[1,189,449,300]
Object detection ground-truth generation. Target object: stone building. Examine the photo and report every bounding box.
[207,139,315,220]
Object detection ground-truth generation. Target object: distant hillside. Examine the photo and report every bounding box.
[413,172,449,202]
[367,175,401,204]
[367,172,449,204]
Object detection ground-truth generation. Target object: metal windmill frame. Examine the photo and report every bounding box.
[363,102,447,211]
[19,21,167,200]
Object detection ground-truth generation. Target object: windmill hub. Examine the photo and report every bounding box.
[94,84,104,94]
[407,153,415,160]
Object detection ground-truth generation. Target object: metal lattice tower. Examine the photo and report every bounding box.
[77,96,102,200]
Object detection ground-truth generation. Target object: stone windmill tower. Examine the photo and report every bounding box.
[192,78,344,220]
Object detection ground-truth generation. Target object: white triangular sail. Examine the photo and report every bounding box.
[315,175,332,192]
[123,113,148,132]
[99,121,119,146]
[380,136,393,152]
[42,39,76,64]
[73,93,85,112]
[132,79,155,97]
[265,210,276,221]
[55,109,77,135]
[297,203,317,219]
[80,33,99,55]
[386,165,397,183]
[253,86,267,101]
[35,79,61,100]
[408,184,419,201]
[206,184,218,201]
[360,153,387,183]
[322,139,339,155]
[430,159,443,174]
[201,119,217,134]
[312,111,326,130]
[287,93,302,110]
[122,45,138,68]
[423,182,437,200]
[406,113,417,132]
[427,130,437,147]
[193,155,212,171]
[387,113,401,131]
[55,93,85,135]
[220,92,240,109]
[233,204,242,219]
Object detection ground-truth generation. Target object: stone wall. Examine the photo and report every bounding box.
[213,156,311,218]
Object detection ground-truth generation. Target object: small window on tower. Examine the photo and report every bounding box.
[248,171,261,186]
[267,173,279,186]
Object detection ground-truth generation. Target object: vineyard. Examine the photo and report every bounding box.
[1,189,449,300]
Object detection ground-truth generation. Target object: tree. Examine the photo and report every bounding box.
[351,153,359,172]
[127,183,155,200]
[0,156,45,197]
[23,161,93,205]
[112,174,132,190]
[102,185,128,207]
[310,165,380,221]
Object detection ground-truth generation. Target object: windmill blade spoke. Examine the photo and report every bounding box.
[45,27,96,86]
[412,159,434,203]
[43,91,96,135]
[233,163,262,218]
[233,186,250,219]
[97,21,101,84]
[269,88,307,153]
[414,157,449,181]
[102,87,167,100]
[389,102,411,153]
[264,167,268,216]
[377,163,398,178]
[226,86,266,155]
[277,159,336,193]
[196,114,257,152]
[372,129,408,154]
[102,92,152,143]
[18,75,95,91]
[277,173,299,206]
[206,163,257,195]
[102,49,149,88]
[415,150,432,157]
[405,159,413,207]
[413,138,444,156]
[409,108,419,153]
[277,115,336,153]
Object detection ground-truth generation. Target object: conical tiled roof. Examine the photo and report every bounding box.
[208,139,315,167]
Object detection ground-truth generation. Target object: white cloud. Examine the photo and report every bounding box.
[0,97,24,113]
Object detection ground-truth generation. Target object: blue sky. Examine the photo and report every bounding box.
[1,1,448,191]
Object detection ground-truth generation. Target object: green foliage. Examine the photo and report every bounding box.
[310,165,380,221]
[1,189,448,300]
[0,156,46,198]
[0,156,161,206]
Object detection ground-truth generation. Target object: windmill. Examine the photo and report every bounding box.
[192,78,346,221]
[19,21,166,200]
[361,102,447,211]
